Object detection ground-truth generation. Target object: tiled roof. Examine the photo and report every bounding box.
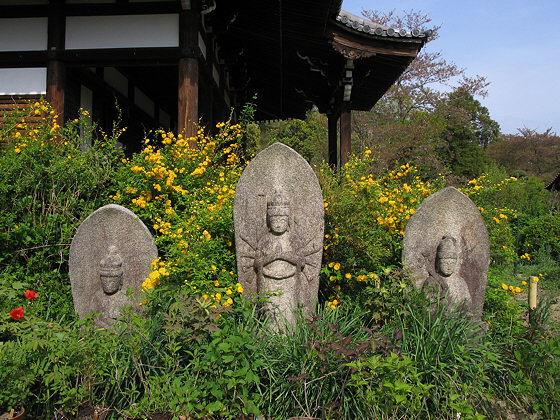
[336,10,431,39]
[545,172,560,191]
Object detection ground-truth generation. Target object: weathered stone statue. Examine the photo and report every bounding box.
[69,204,157,327]
[234,143,324,327]
[403,187,490,320]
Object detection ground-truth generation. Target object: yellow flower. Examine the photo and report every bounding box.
[521,281,527,286]
[501,283,508,290]
[202,230,211,241]
[190,166,205,176]
[515,287,522,294]
[345,273,351,279]
[333,263,341,271]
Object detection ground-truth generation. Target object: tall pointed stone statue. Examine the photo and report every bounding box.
[69,204,157,327]
[234,143,324,327]
[403,187,490,320]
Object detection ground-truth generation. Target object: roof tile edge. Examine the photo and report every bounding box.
[337,9,430,39]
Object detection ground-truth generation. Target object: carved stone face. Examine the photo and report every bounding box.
[101,274,123,295]
[99,246,124,295]
[436,235,457,277]
[268,214,289,235]
[436,257,456,277]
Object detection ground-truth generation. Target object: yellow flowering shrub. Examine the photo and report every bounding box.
[111,121,246,307]
[1,100,61,148]
[317,151,444,319]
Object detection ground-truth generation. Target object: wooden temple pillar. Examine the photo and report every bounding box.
[178,6,200,140]
[339,103,351,166]
[178,57,199,139]
[339,59,353,166]
[46,0,65,123]
[327,112,338,167]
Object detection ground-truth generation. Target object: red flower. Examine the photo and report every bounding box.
[24,289,39,300]
[9,307,24,320]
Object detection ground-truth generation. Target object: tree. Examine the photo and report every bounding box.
[432,89,500,178]
[445,89,500,148]
[253,110,328,165]
[487,128,560,181]
[349,9,498,179]
[362,9,489,120]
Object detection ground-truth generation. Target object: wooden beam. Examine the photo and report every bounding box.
[328,113,338,168]
[340,104,351,166]
[178,57,198,139]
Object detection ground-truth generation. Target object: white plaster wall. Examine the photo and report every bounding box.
[0,68,47,95]
[0,18,48,52]
[65,14,179,49]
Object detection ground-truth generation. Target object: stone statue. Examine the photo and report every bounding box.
[234,143,324,327]
[403,187,489,320]
[69,204,158,328]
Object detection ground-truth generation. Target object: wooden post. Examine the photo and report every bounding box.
[47,61,65,122]
[47,0,65,123]
[178,57,199,139]
[528,276,538,326]
[340,104,351,166]
[327,113,338,168]
[178,6,200,143]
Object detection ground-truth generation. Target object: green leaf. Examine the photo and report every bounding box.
[206,400,222,413]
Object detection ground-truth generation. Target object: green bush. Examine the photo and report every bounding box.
[0,101,122,321]
[395,294,507,418]
[520,214,560,261]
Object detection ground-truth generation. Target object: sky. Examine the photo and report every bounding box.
[341,0,560,135]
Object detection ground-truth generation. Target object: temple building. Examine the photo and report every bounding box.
[0,0,429,162]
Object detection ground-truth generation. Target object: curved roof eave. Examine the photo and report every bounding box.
[335,9,431,42]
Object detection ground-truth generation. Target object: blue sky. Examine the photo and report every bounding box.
[341,0,560,135]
